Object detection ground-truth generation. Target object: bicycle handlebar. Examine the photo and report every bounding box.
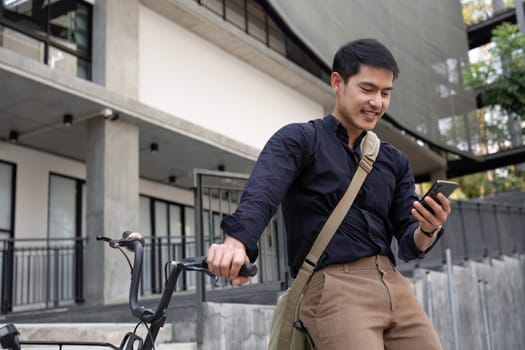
[96,232,257,324]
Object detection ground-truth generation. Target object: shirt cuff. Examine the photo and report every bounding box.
[220,215,259,262]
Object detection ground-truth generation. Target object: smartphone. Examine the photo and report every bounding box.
[418,180,458,214]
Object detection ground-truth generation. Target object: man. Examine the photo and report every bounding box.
[207,38,449,349]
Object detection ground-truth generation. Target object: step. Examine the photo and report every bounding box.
[7,323,196,349]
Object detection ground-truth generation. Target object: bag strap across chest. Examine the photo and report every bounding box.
[276,130,381,350]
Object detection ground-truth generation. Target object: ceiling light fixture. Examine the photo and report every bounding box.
[101,108,119,120]
[150,143,159,154]
[63,114,73,127]
[9,130,18,143]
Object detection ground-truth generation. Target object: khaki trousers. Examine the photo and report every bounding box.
[299,255,442,350]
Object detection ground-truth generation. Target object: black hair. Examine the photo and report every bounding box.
[332,38,400,83]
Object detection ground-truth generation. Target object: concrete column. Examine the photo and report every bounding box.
[492,0,505,13]
[516,0,525,34]
[92,0,139,98]
[85,117,139,304]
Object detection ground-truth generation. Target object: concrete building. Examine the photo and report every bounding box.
[1,0,477,313]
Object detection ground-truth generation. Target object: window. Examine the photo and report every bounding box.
[0,0,92,79]
[139,195,197,294]
[46,173,84,306]
[48,173,85,240]
[0,161,15,240]
[194,0,331,83]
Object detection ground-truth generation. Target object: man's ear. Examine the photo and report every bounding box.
[331,72,343,93]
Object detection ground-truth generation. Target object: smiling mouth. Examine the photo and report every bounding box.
[362,110,380,118]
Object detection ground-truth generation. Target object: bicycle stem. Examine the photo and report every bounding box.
[128,240,185,323]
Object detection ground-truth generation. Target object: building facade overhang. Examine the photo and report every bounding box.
[0,47,258,189]
[0,44,451,186]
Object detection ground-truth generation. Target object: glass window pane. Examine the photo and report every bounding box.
[212,212,221,243]
[169,204,182,241]
[2,0,47,35]
[184,206,195,289]
[0,25,45,61]
[184,207,195,256]
[49,0,90,56]
[154,201,168,237]
[247,1,265,43]
[81,182,86,237]
[0,162,13,232]
[268,17,285,55]
[48,45,78,76]
[203,209,210,243]
[76,56,90,80]
[48,175,76,240]
[169,204,183,266]
[139,196,151,236]
[200,0,223,17]
[225,0,245,30]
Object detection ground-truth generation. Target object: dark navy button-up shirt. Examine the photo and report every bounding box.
[222,115,439,277]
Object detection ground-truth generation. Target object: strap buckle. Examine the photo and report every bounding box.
[359,156,374,173]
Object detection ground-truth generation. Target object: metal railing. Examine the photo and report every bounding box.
[0,237,85,314]
[396,199,525,273]
[0,197,523,315]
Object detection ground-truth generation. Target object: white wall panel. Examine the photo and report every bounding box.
[138,5,324,150]
[0,143,84,240]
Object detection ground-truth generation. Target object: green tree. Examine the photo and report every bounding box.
[462,0,491,25]
[460,22,525,198]
[461,0,515,25]
[464,23,525,127]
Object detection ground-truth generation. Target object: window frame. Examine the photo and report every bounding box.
[0,0,93,79]
[0,160,16,239]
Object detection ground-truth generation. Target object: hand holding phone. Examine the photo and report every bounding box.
[418,180,457,215]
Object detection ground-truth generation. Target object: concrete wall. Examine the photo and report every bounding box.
[428,255,525,350]
[200,254,525,350]
[267,0,477,150]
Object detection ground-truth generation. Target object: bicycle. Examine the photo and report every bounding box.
[0,231,257,350]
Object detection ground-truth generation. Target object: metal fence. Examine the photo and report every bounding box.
[0,238,84,314]
[0,196,523,315]
[396,200,525,273]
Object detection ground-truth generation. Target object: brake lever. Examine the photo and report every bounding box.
[96,236,120,249]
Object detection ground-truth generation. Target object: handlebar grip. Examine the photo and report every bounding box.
[239,263,257,277]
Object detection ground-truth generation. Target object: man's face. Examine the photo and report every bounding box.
[331,64,394,135]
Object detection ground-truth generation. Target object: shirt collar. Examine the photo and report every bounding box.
[324,114,367,153]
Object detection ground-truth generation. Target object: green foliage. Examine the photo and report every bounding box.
[461,0,515,25]
[459,19,525,198]
[464,23,525,120]
[455,172,493,198]
[454,166,525,199]
[462,0,490,25]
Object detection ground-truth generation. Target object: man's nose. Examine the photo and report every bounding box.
[369,93,381,107]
